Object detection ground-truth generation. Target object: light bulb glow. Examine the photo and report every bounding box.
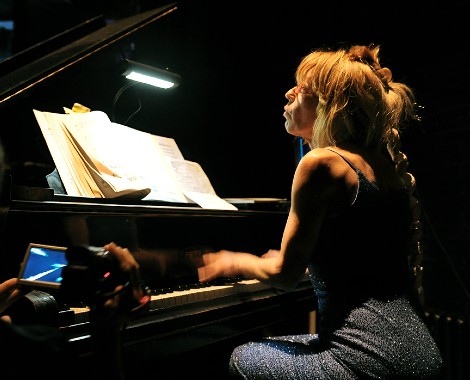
[126,71,174,89]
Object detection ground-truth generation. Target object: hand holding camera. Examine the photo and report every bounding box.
[60,242,150,324]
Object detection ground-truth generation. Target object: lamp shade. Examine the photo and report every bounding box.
[121,59,181,89]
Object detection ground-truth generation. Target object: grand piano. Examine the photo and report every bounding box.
[0,2,316,378]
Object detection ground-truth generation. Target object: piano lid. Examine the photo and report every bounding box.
[0,2,178,106]
[0,2,179,188]
[0,15,106,80]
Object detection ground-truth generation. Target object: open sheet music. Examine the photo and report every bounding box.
[33,109,237,210]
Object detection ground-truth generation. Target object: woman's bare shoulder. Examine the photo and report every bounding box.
[299,148,351,177]
[293,148,346,192]
[292,148,352,216]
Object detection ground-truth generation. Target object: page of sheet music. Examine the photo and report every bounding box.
[34,109,93,197]
[53,111,184,202]
[168,159,237,210]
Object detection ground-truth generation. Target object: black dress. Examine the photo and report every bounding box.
[229,150,443,379]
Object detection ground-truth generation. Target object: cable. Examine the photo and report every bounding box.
[111,82,142,125]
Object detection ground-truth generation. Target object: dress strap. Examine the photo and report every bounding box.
[324,148,358,172]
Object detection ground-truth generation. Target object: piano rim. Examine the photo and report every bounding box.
[4,198,291,217]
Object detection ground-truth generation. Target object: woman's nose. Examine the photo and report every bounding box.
[285,87,296,101]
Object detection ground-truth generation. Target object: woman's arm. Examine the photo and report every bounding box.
[198,150,336,290]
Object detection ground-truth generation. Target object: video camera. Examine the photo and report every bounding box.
[59,245,130,306]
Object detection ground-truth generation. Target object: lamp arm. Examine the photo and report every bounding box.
[111,82,142,125]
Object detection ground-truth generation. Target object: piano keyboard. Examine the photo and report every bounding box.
[69,278,276,324]
[149,279,272,309]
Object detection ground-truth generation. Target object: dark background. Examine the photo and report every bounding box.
[0,0,469,318]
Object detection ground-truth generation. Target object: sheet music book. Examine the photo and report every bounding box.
[33,109,237,210]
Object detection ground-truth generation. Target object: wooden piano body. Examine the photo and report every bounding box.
[0,3,316,378]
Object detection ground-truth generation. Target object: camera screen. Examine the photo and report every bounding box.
[17,243,68,289]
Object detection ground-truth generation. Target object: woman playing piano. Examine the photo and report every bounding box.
[197,44,443,379]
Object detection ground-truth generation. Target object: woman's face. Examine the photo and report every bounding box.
[283,84,318,141]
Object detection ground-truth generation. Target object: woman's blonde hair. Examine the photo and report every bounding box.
[295,44,418,150]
